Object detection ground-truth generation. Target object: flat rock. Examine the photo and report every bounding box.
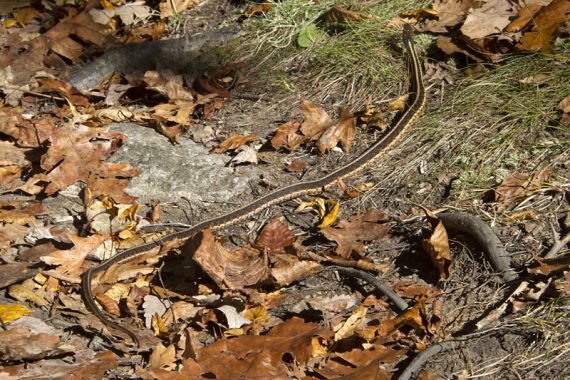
[108,123,259,204]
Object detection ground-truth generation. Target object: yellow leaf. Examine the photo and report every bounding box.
[0,304,32,323]
[105,283,130,303]
[14,7,41,27]
[152,313,168,336]
[2,20,18,28]
[244,305,269,324]
[224,328,245,337]
[318,199,340,228]
[8,279,47,306]
[311,336,329,357]
[101,0,115,10]
[388,94,409,111]
[334,305,367,341]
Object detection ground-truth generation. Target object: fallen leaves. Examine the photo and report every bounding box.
[193,229,270,289]
[420,208,452,279]
[271,101,357,154]
[495,169,550,203]
[399,0,570,63]
[321,209,390,259]
[40,233,108,280]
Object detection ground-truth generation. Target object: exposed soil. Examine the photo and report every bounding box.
[1,0,568,379]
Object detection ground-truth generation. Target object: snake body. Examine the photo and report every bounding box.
[81,25,426,348]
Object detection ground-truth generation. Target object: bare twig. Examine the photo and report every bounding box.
[545,224,570,259]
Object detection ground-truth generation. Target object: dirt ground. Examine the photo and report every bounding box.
[1,0,569,379]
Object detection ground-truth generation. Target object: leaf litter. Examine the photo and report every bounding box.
[0,0,568,379]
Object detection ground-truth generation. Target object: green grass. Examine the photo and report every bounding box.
[239,0,430,104]
[414,44,570,197]
[235,0,569,201]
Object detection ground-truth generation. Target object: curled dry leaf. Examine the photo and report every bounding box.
[378,295,428,336]
[316,108,356,154]
[38,79,90,107]
[559,94,570,125]
[212,134,260,154]
[495,169,550,203]
[144,70,194,102]
[95,292,121,317]
[527,256,570,276]
[270,119,305,151]
[270,252,322,286]
[299,100,333,139]
[193,229,270,289]
[420,207,452,279]
[333,305,367,341]
[321,209,390,259]
[256,218,296,253]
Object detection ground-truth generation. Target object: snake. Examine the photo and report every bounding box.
[81,24,426,349]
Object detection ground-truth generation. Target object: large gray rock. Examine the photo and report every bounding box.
[108,123,259,204]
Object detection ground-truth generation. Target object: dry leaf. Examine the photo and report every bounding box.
[436,36,484,63]
[270,119,305,151]
[317,199,340,228]
[193,229,270,289]
[316,108,356,154]
[144,70,194,102]
[256,218,296,253]
[319,5,368,24]
[333,305,368,341]
[217,305,250,329]
[148,342,177,370]
[212,134,260,154]
[271,253,322,285]
[378,296,428,336]
[0,304,32,323]
[460,1,513,40]
[420,207,452,279]
[230,146,258,165]
[95,292,121,317]
[416,0,470,33]
[516,0,570,52]
[287,159,309,172]
[244,305,269,324]
[299,100,334,139]
[38,79,90,107]
[388,94,409,111]
[527,256,570,276]
[506,4,543,32]
[41,233,107,280]
[8,279,47,307]
[243,3,273,18]
[90,2,152,26]
[321,209,389,258]
[17,124,139,202]
[495,170,550,203]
